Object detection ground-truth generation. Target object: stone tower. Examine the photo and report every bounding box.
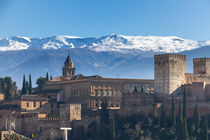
[193,58,210,75]
[154,54,186,95]
[62,53,76,79]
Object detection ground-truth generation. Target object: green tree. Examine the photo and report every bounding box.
[193,104,200,128]
[36,77,46,90]
[50,75,53,80]
[21,75,26,95]
[183,88,188,119]
[204,116,208,140]
[0,78,5,93]
[183,118,189,140]
[100,100,109,124]
[29,74,32,94]
[141,86,144,93]
[133,86,138,93]
[171,95,176,127]
[177,103,184,139]
[46,72,49,81]
[25,80,29,94]
[160,104,166,126]
[4,77,12,99]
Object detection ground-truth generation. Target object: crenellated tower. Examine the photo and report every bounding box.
[154,54,186,95]
[193,58,210,75]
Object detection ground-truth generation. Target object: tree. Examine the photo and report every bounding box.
[21,75,26,95]
[133,86,138,93]
[36,77,46,90]
[26,80,29,94]
[160,104,166,126]
[183,88,188,119]
[141,86,144,93]
[100,100,109,124]
[204,116,208,140]
[177,103,184,139]
[4,77,12,99]
[183,118,189,140]
[0,78,5,93]
[193,104,200,128]
[171,95,176,127]
[29,74,32,94]
[46,72,49,81]
[50,75,53,80]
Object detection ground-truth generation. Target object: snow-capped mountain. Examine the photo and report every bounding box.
[0,34,210,88]
[0,34,210,53]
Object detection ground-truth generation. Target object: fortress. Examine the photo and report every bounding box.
[1,53,210,139]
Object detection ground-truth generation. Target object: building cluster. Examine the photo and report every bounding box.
[1,53,210,139]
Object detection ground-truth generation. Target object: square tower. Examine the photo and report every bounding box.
[193,58,210,75]
[154,54,186,95]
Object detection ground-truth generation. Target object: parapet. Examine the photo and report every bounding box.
[154,53,186,60]
[193,58,210,62]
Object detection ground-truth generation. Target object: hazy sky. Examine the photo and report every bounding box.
[0,0,210,40]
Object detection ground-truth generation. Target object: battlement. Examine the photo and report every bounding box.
[154,53,186,60]
[193,58,210,62]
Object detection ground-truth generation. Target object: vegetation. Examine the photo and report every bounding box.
[0,76,17,99]
[69,91,210,140]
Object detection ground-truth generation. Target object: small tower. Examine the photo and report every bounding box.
[62,51,76,79]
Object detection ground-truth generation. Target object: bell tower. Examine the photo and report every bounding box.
[62,51,76,79]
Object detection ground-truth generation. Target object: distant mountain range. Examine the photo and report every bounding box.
[0,34,210,88]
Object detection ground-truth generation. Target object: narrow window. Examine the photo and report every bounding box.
[33,101,36,107]
[27,102,29,107]
[40,101,42,107]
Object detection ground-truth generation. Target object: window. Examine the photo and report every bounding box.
[27,102,29,107]
[33,101,36,107]
[40,101,42,107]
[110,90,113,96]
[51,103,54,108]
[105,90,108,96]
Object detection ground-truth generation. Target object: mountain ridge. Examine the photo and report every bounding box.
[1,34,210,53]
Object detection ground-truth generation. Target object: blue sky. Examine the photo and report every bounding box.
[0,0,210,40]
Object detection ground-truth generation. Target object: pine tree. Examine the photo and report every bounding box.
[193,104,200,128]
[177,103,184,139]
[21,75,26,95]
[183,88,188,119]
[171,95,176,127]
[50,75,53,80]
[204,116,208,140]
[46,72,49,81]
[29,74,32,94]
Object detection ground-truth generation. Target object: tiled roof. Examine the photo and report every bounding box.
[32,89,62,95]
[21,95,48,101]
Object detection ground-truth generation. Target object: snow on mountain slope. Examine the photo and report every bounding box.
[0,34,210,53]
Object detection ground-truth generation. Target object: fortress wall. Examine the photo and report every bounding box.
[154,54,186,95]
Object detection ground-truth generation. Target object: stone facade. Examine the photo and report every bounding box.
[154,54,186,95]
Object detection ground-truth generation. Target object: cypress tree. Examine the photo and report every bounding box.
[141,86,144,93]
[21,75,26,95]
[25,80,29,94]
[171,95,176,127]
[133,86,138,93]
[193,104,200,128]
[183,118,189,140]
[100,100,109,124]
[29,74,32,94]
[50,75,53,80]
[177,103,183,139]
[160,104,166,126]
[46,72,49,81]
[183,88,188,119]
[204,116,208,140]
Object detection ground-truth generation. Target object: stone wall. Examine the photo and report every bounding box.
[154,54,186,95]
